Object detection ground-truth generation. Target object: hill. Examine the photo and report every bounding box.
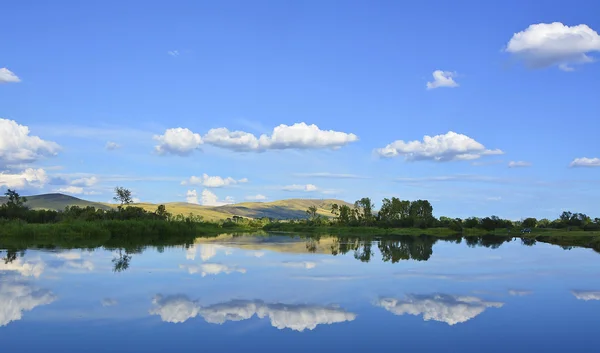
[0,193,351,221]
[0,193,112,211]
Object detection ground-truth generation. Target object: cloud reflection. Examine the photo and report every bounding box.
[282,261,317,269]
[0,280,56,326]
[0,258,44,278]
[149,296,356,331]
[376,294,503,325]
[572,291,600,301]
[179,263,246,277]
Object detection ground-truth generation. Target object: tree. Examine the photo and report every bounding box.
[306,205,318,221]
[354,197,374,226]
[155,204,171,219]
[113,187,133,208]
[3,189,28,209]
[522,217,537,228]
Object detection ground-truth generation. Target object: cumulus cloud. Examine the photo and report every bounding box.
[0,68,21,83]
[203,123,358,152]
[154,128,203,156]
[508,161,532,168]
[168,50,180,57]
[180,263,246,277]
[571,290,600,301]
[181,174,248,188]
[0,258,45,278]
[105,141,121,150]
[0,281,56,326]
[50,252,94,272]
[150,295,201,323]
[55,186,100,195]
[245,194,267,201]
[282,184,318,192]
[376,131,503,162]
[375,294,503,325]
[71,176,98,187]
[505,22,600,71]
[185,244,230,261]
[426,70,459,89]
[0,168,49,189]
[282,261,317,269]
[186,190,199,204]
[101,298,118,307]
[191,189,235,206]
[149,296,356,331]
[570,157,600,167]
[0,119,60,166]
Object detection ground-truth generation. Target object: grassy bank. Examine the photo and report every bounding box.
[0,220,256,249]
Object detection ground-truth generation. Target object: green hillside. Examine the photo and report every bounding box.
[0,193,351,221]
[0,193,111,211]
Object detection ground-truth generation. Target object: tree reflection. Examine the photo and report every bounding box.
[112,249,132,272]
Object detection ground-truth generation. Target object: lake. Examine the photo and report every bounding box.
[1,233,599,352]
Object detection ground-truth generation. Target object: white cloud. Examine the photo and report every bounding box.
[0,258,45,278]
[154,128,203,156]
[71,176,98,187]
[426,70,459,89]
[505,22,600,71]
[570,157,600,167]
[101,298,118,307]
[508,290,532,296]
[105,141,121,150]
[572,290,600,301]
[282,261,317,270]
[0,119,60,166]
[0,281,56,326]
[185,244,230,261]
[149,296,356,331]
[282,184,318,192]
[186,189,199,204]
[150,295,200,323]
[181,174,248,188]
[180,263,246,277]
[0,68,21,83]
[376,294,503,325]
[376,131,503,162]
[168,50,180,57]
[486,196,502,201]
[54,186,99,196]
[55,252,82,260]
[199,189,234,206]
[508,161,532,168]
[248,251,265,258]
[0,168,49,189]
[203,122,358,152]
[245,194,267,201]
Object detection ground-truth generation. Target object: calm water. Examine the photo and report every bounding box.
[1,234,599,352]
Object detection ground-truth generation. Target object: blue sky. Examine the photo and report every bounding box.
[1,0,599,220]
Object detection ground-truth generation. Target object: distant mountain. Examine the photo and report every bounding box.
[0,193,112,211]
[0,193,351,220]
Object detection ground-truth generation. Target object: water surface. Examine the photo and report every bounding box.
[1,234,598,352]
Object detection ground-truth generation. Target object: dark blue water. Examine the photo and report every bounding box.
[1,234,598,352]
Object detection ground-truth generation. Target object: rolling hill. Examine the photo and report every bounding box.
[0,193,352,221]
[0,193,112,211]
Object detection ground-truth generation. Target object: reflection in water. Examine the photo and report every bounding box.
[150,295,356,331]
[0,257,44,278]
[376,294,503,325]
[101,298,118,307]
[180,263,247,277]
[0,279,56,326]
[282,261,317,269]
[112,250,132,273]
[508,290,533,296]
[571,291,600,301]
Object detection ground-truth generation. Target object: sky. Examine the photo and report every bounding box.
[1,0,599,220]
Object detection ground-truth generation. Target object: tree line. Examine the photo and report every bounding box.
[301,196,600,232]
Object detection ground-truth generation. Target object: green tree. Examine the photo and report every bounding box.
[354,197,374,226]
[522,217,537,228]
[113,186,133,208]
[155,204,171,219]
[3,189,28,208]
[306,205,318,222]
